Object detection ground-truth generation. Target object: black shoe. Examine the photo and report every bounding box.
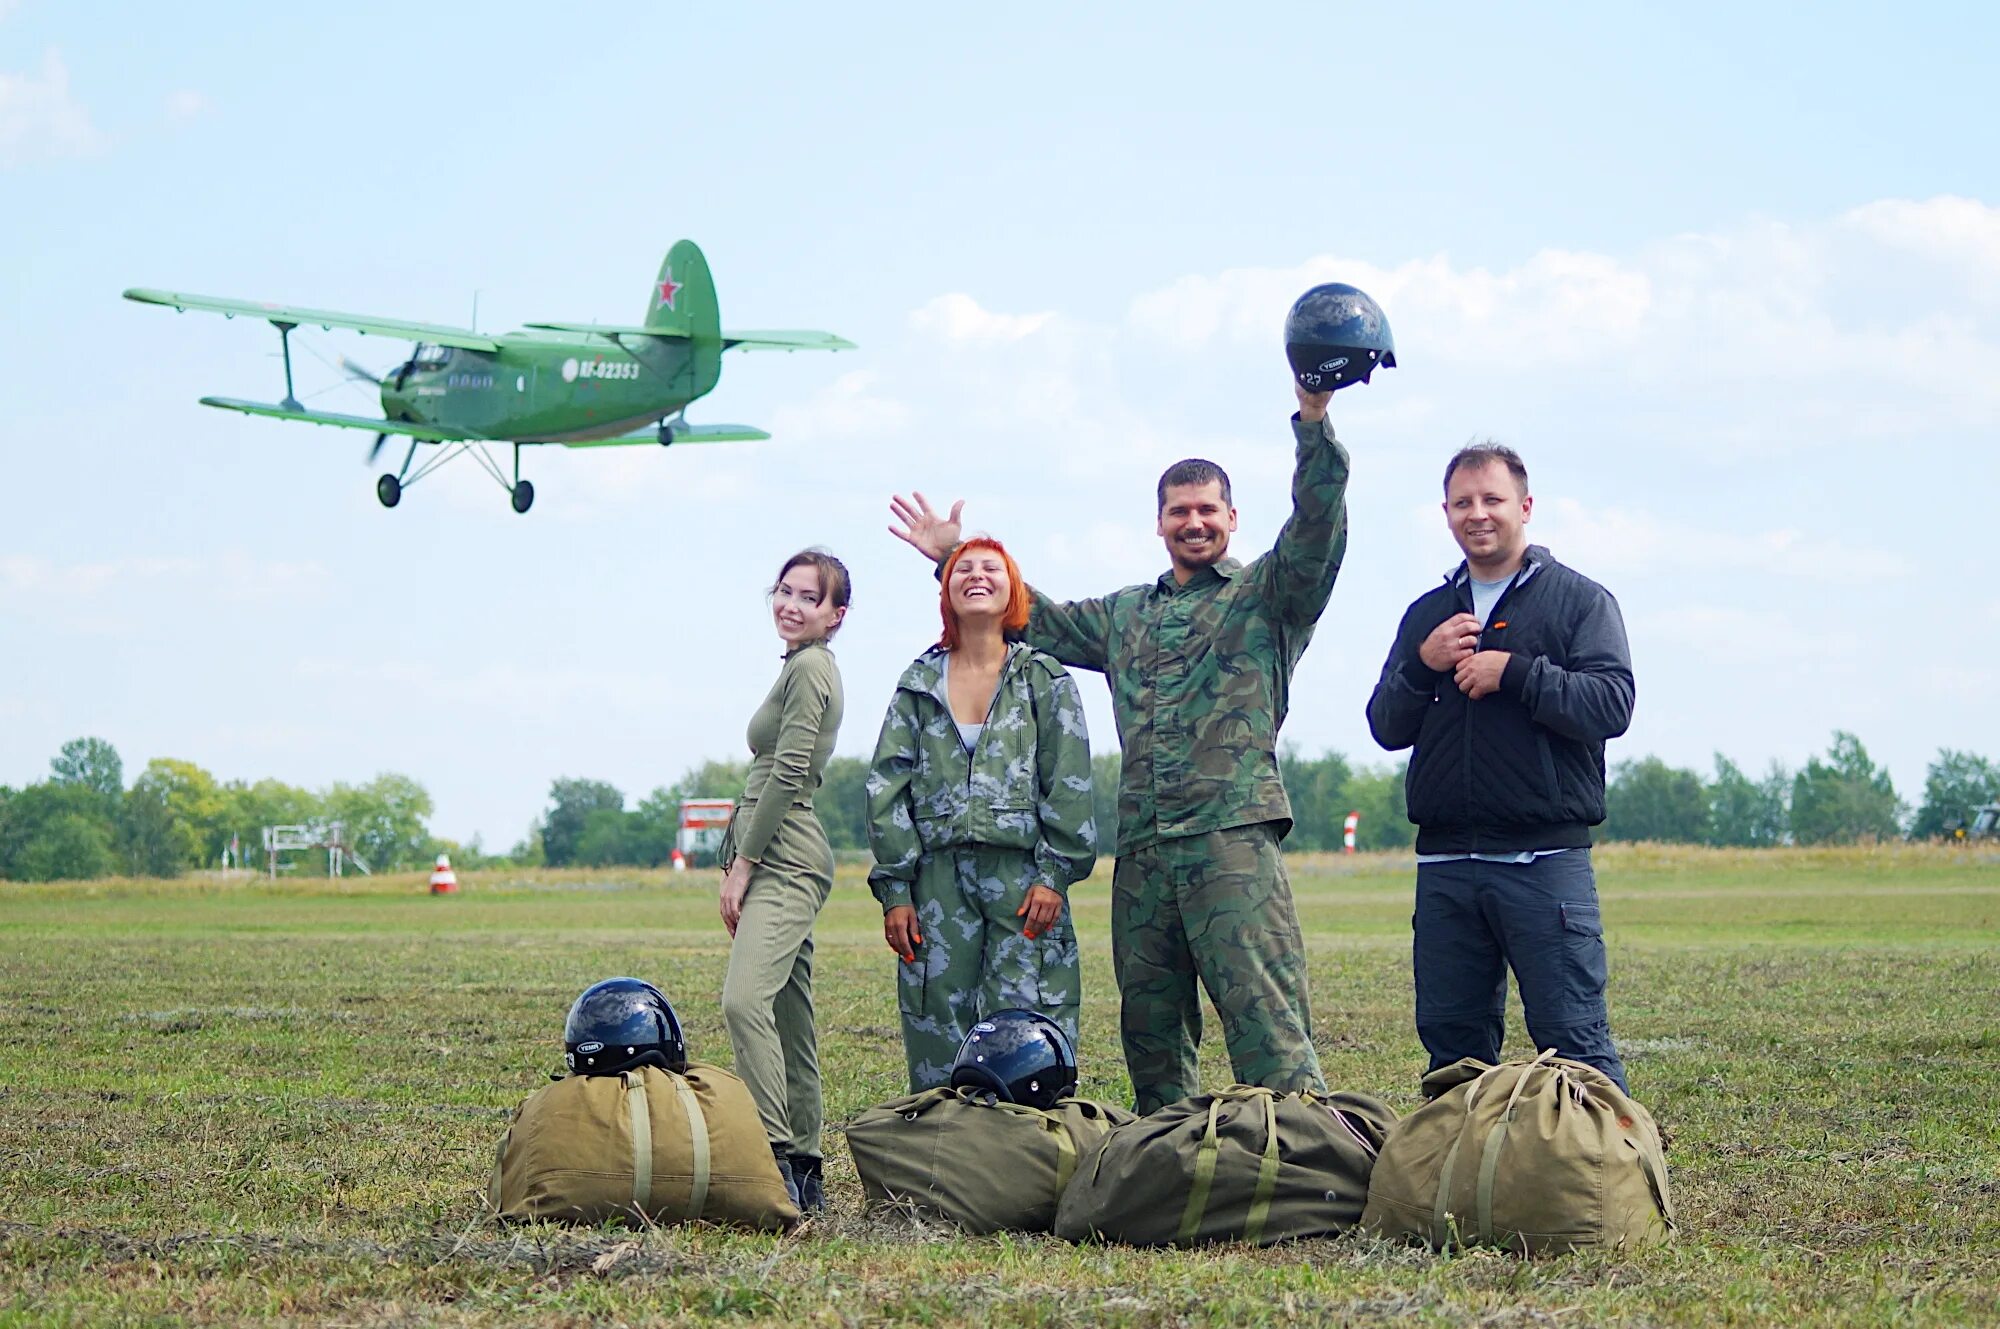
[771,1145,802,1209]
[789,1153,825,1213]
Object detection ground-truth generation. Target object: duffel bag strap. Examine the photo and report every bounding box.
[1241,1089,1282,1246]
[669,1072,712,1222]
[1639,1141,1677,1232]
[1473,1055,1552,1244]
[623,1072,654,1213]
[1176,1098,1226,1245]
[1051,1114,1079,1193]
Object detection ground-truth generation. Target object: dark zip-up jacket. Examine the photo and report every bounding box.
[1366,545,1633,854]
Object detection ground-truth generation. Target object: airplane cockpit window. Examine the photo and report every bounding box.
[411,344,451,371]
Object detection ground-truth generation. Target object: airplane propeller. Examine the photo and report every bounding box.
[368,432,389,465]
[339,356,383,386]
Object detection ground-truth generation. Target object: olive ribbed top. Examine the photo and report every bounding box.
[734,641,844,863]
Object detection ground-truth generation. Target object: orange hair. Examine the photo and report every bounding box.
[939,537,1030,650]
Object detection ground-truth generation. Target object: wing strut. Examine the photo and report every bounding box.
[275,322,302,412]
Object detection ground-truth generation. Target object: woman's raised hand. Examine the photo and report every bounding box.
[888,491,964,562]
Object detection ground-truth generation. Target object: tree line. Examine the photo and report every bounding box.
[5,730,1995,882]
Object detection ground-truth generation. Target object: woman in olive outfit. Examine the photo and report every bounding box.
[866,536,1097,1092]
[719,548,848,1211]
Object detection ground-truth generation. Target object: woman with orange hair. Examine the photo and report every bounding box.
[865,537,1099,1091]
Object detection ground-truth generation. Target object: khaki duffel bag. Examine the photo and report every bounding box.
[489,1062,798,1230]
[845,1087,1135,1234]
[1361,1050,1675,1254]
[1053,1085,1398,1247]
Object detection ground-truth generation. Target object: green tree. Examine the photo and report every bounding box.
[1278,746,1353,851]
[814,756,871,852]
[325,773,435,871]
[624,788,683,867]
[216,778,321,872]
[542,778,626,867]
[1,782,120,881]
[1791,731,1905,844]
[1340,761,1414,851]
[15,811,116,881]
[1604,756,1710,843]
[1705,754,1790,846]
[121,759,222,872]
[574,807,636,866]
[1090,751,1121,856]
[1910,749,2000,839]
[50,736,123,802]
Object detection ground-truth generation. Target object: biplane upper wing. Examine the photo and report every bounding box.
[521,321,855,352]
[124,288,503,352]
[561,423,773,448]
[199,397,479,442]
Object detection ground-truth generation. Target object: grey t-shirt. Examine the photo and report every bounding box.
[1470,572,1514,626]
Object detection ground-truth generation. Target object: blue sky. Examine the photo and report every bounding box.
[4,3,1995,847]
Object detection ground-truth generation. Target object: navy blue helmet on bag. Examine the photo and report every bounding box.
[1284,283,1397,392]
[563,977,688,1076]
[948,1008,1078,1109]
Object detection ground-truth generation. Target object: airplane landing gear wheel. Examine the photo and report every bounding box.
[658,421,676,447]
[377,474,401,508]
[511,480,535,514]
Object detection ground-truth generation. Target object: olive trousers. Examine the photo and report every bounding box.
[720,810,833,1159]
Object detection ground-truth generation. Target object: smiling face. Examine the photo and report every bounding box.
[948,546,1012,622]
[1157,480,1238,581]
[770,563,844,647]
[1444,460,1533,576]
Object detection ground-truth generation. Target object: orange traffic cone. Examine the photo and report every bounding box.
[670,848,688,873]
[429,853,459,895]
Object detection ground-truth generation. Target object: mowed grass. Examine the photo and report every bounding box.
[1,844,1996,1327]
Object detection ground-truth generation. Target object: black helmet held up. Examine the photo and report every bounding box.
[948,1008,1077,1110]
[1284,283,1396,392]
[563,977,687,1076]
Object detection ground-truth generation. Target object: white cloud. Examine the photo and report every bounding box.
[1530,497,1914,582]
[767,368,911,441]
[1628,604,1863,671]
[0,49,101,167]
[0,552,328,602]
[909,292,1054,342]
[1843,196,2000,285]
[164,89,212,123]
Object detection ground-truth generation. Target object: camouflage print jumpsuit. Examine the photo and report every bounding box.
[866,643,1098,1091]
[1026,414,1350,1115]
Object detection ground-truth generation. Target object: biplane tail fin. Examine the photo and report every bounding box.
[647,240,721,342]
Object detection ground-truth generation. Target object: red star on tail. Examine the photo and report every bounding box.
[657,268,682,310]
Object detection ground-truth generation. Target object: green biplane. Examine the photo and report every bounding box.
[124,240,853,513]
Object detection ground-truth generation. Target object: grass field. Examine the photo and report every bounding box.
[2,843,1997,1326]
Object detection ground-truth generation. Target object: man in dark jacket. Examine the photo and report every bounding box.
[1366,442,1633,1090]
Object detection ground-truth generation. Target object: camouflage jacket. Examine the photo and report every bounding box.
[865,643,1098,909]
[1027,414,1350,852]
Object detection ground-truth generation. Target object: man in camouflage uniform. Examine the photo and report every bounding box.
[865,642,1098,1090]
[890,383,1349,1114]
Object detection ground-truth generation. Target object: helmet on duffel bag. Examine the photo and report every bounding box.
[1283,283,1397,392]
[563,977,688,1076]
[948,1009,1077,1109]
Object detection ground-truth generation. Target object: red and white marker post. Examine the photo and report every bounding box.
[429,853,459,895]
[1342,811,1360,854]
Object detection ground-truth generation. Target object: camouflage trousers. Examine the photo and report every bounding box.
[895,844,1082,1092]
[1113,822,1324,1116]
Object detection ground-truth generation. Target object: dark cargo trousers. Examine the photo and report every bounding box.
[1412,849,1628,1091]
[1113,822,1325,1116]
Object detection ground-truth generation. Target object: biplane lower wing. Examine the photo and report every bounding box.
[124,289,502,352]
[200,397,479,442]
[562,423,772,448]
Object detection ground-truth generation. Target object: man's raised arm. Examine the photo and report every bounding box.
[1254,384,1351,626]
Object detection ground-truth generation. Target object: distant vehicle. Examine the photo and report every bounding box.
[1957,803,2000,841]
[124,240,853,513]
[677,798,735,868]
